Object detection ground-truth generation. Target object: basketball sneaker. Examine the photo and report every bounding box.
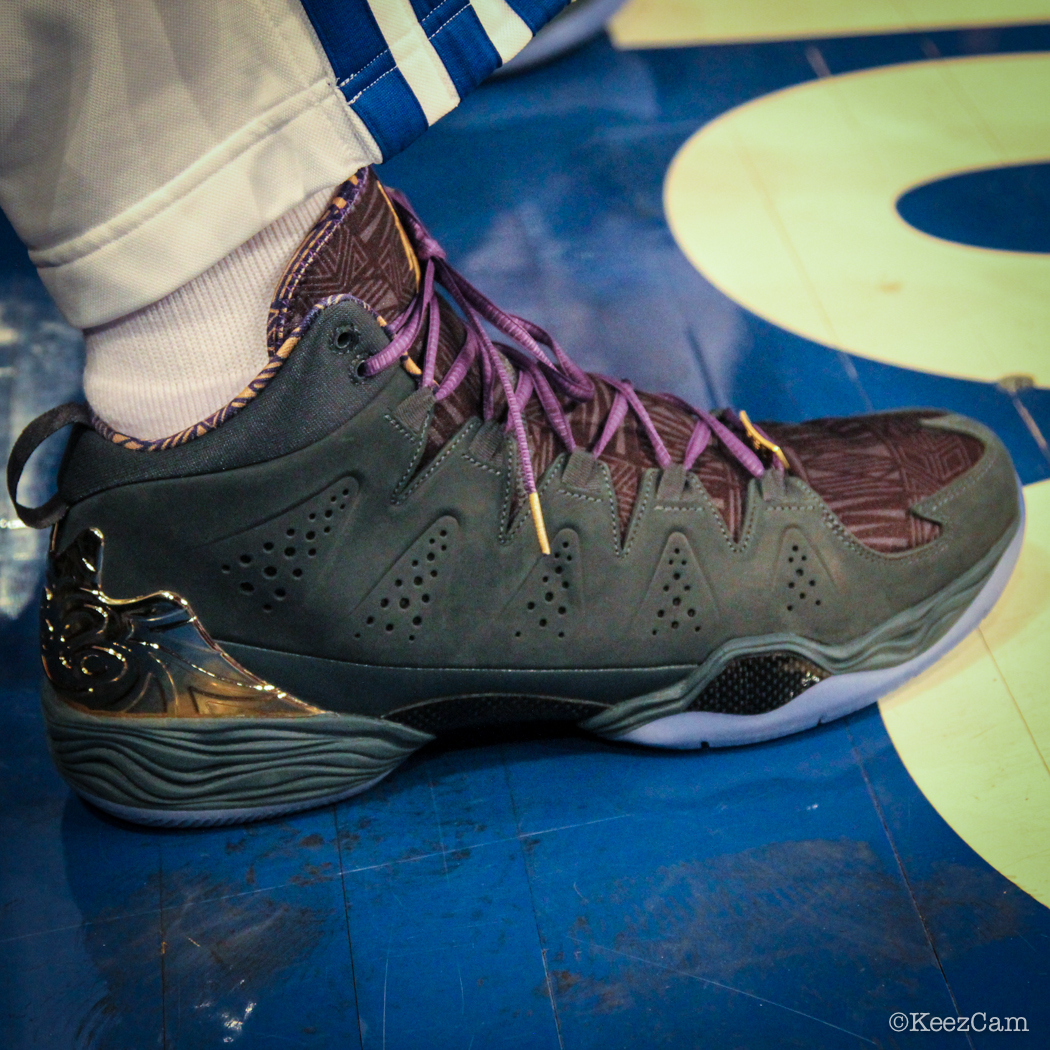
[8,169,1023,825]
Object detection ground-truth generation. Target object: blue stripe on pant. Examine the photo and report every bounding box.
[406,0,502,93]
[502,0,567,34]
[299,0,391,95]
[426,1,502,98]
[350,67,430,158]
[297,0,569,162]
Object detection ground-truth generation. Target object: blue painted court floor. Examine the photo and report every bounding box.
[3,16,1050,1050]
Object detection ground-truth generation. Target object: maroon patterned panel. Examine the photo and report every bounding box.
[549,386,750,539]
[764,412,984,553]
[420,337,755,539]
[641,393,752,541]
[268,168,418,355]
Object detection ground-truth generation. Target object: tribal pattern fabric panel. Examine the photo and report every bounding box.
[269,169,418,354]
[298,0,568,159]
[766,412,985,553]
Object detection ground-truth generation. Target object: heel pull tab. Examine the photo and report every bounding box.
[6,402,92,529]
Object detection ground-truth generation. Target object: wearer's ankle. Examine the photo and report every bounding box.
[83,186,335,442]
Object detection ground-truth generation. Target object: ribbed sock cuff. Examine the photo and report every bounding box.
[83,186,335,441]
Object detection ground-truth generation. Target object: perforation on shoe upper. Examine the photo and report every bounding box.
[348,517,459,648]
[212,478,357,616]
[632,533,718,649]
[503,529,583,644]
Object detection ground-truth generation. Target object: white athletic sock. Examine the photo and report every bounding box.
[83,186,335,440]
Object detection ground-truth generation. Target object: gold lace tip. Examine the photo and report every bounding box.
[529,492,551,555]
[401,355,422,377]
[739,409,789,470]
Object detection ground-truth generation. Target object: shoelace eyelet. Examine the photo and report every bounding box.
[332,326,360,353]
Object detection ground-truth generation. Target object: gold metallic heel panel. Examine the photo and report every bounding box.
[42,530,323,719]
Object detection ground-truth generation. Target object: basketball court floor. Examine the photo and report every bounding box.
[2,4,1049,1047]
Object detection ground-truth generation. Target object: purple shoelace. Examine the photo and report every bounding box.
[362,189,776,553]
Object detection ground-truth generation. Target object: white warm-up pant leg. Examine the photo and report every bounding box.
[0,0,555,327]
[0,0,561,436]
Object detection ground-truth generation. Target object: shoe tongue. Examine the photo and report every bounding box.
[267,168,421,355]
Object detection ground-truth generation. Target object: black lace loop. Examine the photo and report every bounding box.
[6,402,92,529]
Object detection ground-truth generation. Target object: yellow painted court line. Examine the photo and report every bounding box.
[637,6,1050,903]
[663,53,1050,386]
[880,480,1050,908]
[980,485,1050,779]
[611,0,1050,48]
